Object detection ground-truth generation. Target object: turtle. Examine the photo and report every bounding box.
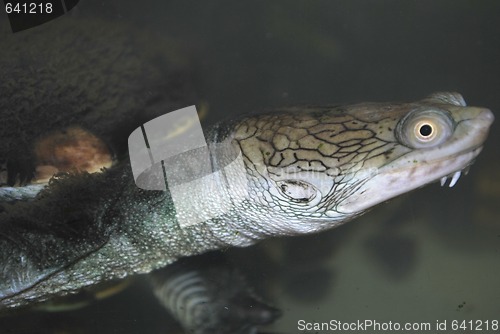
[0,14,495,334]
[0,16,281,334]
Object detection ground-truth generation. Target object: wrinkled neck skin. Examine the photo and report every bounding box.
[153,127,314,252]
[183,119,375,249]
[184,128,360,248]
[0,93,493,308]
[185,96,493,249]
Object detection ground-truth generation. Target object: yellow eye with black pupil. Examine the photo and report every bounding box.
[413,120,436,142]
[396,108,455,149]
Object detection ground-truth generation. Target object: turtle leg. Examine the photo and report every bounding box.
[150,251,281,334]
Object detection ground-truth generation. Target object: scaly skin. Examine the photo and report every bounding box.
[0,92,493,308]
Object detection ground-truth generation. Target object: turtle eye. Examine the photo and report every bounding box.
[276,179,317,203]
[397,108,455,149]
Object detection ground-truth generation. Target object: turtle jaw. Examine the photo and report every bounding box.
[335,107,493,216]
[336,145,482,215]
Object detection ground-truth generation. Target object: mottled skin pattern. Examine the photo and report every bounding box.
[0,93,493,314]
[232,105,408,224]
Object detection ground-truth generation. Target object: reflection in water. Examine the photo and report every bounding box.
[151,252,281,334]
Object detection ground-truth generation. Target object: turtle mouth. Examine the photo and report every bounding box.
[438,159,475,188]
[379,105,493,191]
[335,114,490,216]
[400,143,483,189]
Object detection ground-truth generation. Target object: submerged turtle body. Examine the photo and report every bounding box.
[0,16,195,186]
[0,16,280,333]
[0,91,493,309]
[0,15,495,334]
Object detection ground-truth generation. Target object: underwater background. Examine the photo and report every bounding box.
[0,1,499,333]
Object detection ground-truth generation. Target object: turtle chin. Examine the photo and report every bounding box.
[335,146,483,215]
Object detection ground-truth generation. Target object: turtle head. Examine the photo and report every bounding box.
[229,92,493,235]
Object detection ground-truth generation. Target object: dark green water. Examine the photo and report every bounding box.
[1,1,499,333]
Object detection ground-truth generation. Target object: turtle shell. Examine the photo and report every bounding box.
[0,16,197,186]
[1,16,279,334]
[0,15,198,306]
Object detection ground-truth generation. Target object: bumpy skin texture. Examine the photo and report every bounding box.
[0,93,493,309]
[1,13,492,334]
[0,17,196,185]
[231,105,408,225]
[0,16,196,307]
